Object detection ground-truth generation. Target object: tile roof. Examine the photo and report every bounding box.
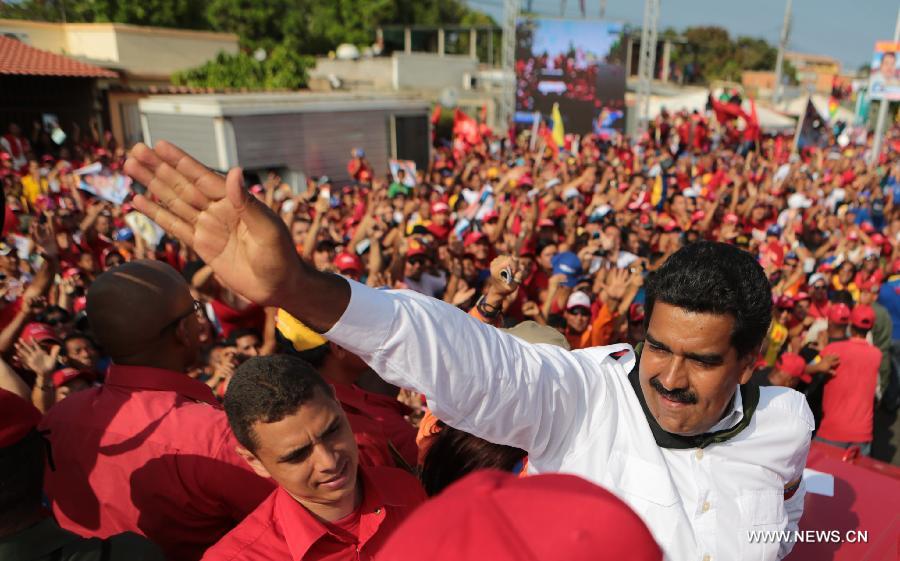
[0,35,117,78]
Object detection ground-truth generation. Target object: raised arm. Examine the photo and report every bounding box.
[124,141,611,459]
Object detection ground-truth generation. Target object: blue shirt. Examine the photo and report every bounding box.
[878,276,900,340]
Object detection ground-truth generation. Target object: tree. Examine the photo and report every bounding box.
[172,47,314,90]
[673,26,788,84]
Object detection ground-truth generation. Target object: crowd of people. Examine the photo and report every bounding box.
[1,105,899,560]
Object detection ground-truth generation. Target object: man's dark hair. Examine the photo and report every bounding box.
[643,241,772,357]
[421,424,525,497]
[224,355,334,454]
[0,432,45,530]
[227,327,261,347]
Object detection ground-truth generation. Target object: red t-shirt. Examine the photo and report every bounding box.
[40,364,275,561]
[818,338,882,443]
[201,466,426,561]
[0,297,22,333]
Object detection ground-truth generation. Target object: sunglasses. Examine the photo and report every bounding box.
[159,300,202,335]
[567,307,591,317]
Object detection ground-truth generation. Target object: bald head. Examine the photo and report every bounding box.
[87,260,197,363]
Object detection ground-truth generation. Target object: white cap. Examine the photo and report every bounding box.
[566,291,592,311]
[808,272,827,287]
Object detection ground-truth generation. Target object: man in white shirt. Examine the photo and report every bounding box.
[124,141,814,561]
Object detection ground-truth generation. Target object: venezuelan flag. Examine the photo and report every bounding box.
[551,102,565,148]
[650,174,666,210]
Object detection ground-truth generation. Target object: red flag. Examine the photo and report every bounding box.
[430,104,442,125]
[538,121,559,158]
[743,98,760,143]
[710,95,743,124]
[479,103,487,124]
[453,108,480,146]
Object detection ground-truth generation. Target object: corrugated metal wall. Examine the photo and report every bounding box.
[143,113,218,168]
[230,110,392,183]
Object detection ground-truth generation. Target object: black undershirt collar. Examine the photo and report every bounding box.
[626,353,760,450]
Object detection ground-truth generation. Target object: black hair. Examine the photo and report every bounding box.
[227,327,262,347]
[224,355,334,454]
[643,241,772,357]
[0,432,45,529]
[420,424,526,497]
[62,332,96,353]
[38,305,71,326]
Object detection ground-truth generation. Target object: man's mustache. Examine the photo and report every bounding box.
[650,377,698,404]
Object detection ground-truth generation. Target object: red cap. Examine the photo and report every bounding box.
[482,210,500,223]
[406,241,427,258]
[21,323,61,345]
[73,296,87,314]
[847,231,859,241]
[860,222,874,234]
[463,231,487,247]
[628,303,645,323]
[333,252,362,273]
[432,202,450,215]
[378,470,662,561]
[723,212,739,224]
[62,267,81,279]
[0,388,42,448]
[850,304,875,330]
[690,210,706,223]
[775,295,794,310]
[827,303,851,325]
[538,218,555,229]
[776,353,810,384]
[794,291,810,302]
[51,368,92,388]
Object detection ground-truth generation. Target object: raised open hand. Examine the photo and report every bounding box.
[124,141,301,308]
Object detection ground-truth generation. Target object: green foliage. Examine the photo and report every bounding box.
[674,25,785,84]
[172,47,314,90]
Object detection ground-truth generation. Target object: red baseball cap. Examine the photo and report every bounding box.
[333,252,362,274]
[850,304,875,330]
[628,303,645,323]
[431,202,450,215]
[775,295,795,310]
[723,212,740,224]
[0,388,42,448]
[378,470,662,561]
[21,323,61,346]
[827,303,851,325]
[406,241,427,258]
[776,353,810,384]
[538,218,555,229]
[51,368,93,389]
[482,210,500,223]
[463,231,487,247]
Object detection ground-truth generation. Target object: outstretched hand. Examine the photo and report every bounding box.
[124,141,302,308]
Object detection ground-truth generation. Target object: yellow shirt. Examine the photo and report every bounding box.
[21,174,48,204]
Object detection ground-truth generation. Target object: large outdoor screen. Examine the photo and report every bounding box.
[515,17,626,135]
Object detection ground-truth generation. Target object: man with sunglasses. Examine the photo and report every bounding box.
[40,260,275,561]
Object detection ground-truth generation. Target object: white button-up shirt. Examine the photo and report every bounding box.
[326,282,814,560]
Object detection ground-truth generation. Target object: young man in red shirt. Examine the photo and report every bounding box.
[203,354,425,561]
[816,304,882,456]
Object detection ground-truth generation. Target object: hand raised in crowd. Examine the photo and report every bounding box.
[125,142,306,311]
[15,339,61,377]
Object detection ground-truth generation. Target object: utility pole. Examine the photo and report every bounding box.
[871,6,900,165]
[636,0,660,133]
[599,0,607,19]
[499,0,520,135]
[773,0,792,104]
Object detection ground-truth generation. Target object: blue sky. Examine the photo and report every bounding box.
[530,19,622,58]
[467,0,898,71]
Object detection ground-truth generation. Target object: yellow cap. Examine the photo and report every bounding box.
[276,309,327,352]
